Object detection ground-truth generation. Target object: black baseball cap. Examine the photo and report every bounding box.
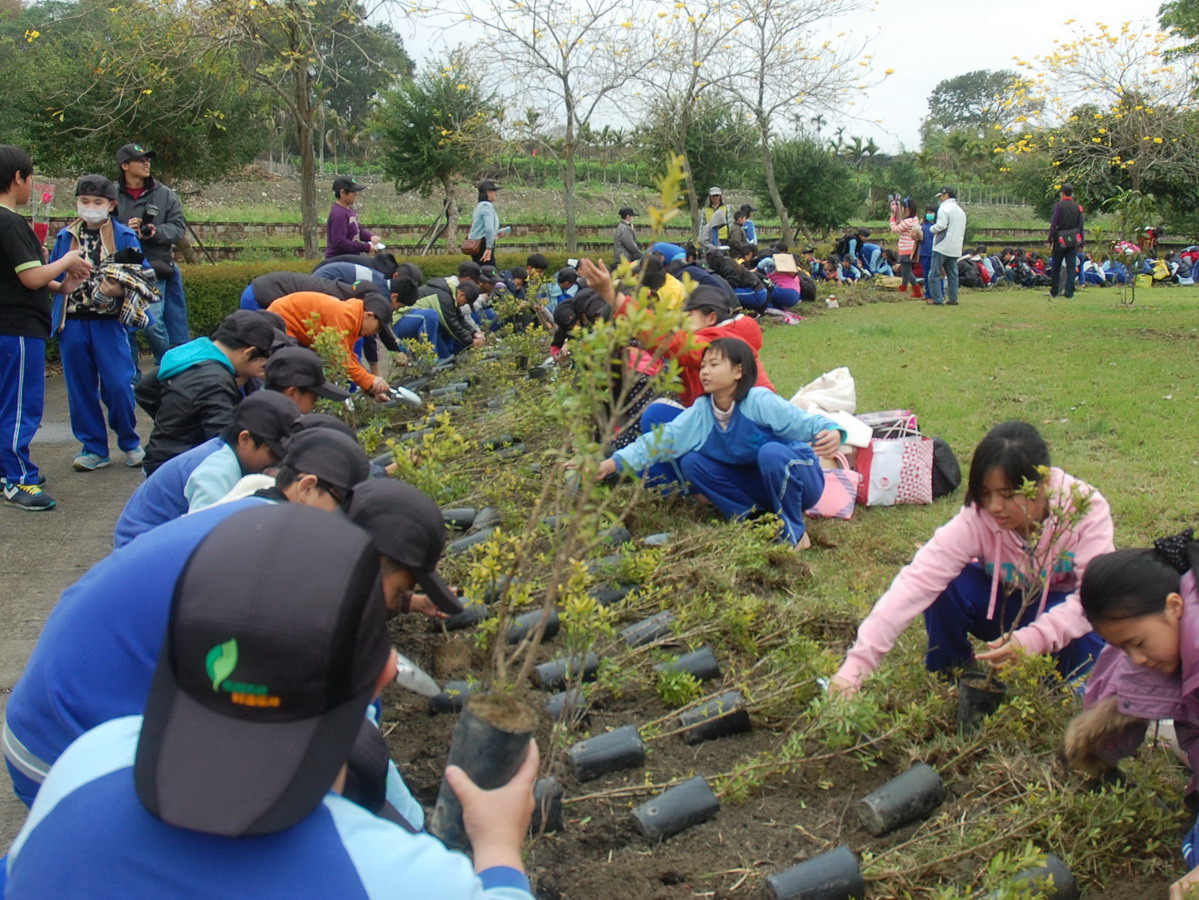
[478,265,499,284]
[557,266,579,285]
[478,179,500,192]
[333,176,367,194]
[135,504,388,837]
[282,428,369,494]
[291,413,356,440]
[740,203,757,213]
[457,282,481,305]
[264,347,352,402]
[458,261,482,281]
[361,295,400,352]
[232,392,299,459]
[75,174,117,200]
[937,186,956,198]
[116,143,156,165]
[346,479,463,615]
[619,206,636,218]
[683,284,735,318]
[214,310,276,358]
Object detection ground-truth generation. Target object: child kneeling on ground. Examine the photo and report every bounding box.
[1064,531,1199,899]
[596,337,844,550]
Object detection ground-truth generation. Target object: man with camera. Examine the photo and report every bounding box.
[115,142,188,372]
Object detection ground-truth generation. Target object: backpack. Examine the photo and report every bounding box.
[931,438,961,498]
[833,233,854,258]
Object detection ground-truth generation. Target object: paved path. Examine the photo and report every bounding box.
[0,371,153,845]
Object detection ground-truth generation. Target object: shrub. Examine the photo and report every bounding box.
[178,253,577,338]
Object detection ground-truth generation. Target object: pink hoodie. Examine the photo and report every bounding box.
[834,467,1113,688]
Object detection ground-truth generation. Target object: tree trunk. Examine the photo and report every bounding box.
[441,174,458,251]
[757,119,788,238]
[295,66,319,259]
[563,138,578,254]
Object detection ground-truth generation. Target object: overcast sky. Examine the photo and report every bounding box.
[387,0,1162,153]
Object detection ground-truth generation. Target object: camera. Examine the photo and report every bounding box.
[140,204,159,239]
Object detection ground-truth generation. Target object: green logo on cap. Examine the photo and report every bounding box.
[206,639,239,692]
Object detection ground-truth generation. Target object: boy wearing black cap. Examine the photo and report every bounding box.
[325,176,384,258]
[268,291,400,399]
[137,310,277,475]
[48,174,155,472]
[264,345,352,413]
[113,391,298,547]
[404,280,484,357]
[5,504,540,898]
[7,430,372,807]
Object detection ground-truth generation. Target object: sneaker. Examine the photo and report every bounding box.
[0,474,45,487]
[72,452,111,472]
[124,446,146,467]
[3,482,56,511]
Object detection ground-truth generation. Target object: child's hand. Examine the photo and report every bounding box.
[98,278,125,299]
[596,458,617,480]
[827,674,857,698]
[63,250,93,280]
[577,258,615,306]
[1063,695,1140,775]
[1171,865,1199,900]
[811,429,841,457]
[447,739,539,874]
[975,635,1021,667]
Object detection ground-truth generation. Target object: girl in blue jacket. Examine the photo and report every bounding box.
[597,337,844,549]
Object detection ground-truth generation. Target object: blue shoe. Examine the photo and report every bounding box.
[72,452,111,472]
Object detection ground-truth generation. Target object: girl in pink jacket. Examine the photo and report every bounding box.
[889,197,924,299]
[831,421,1112,695]
[1064,533,1198,899]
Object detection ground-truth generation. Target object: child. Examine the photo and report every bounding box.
[919,206,937,301]
[399,282,484,359]
[324,176,383,258]
[830,421,1112,695]
[49,174,155,472]
[0,146,93,510]
[597,337,844,550]
[889,197,923,298]
[1064,533,1199,898]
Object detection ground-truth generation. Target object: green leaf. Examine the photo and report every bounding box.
[205,639,239,692]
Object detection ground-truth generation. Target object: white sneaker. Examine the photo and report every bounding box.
[73,452,111,471]
[124,446,146,468]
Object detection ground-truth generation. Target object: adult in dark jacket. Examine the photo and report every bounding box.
[114,143,188,364]
[240,271,378,310]
[613,207,642,264]
[1047,183,1084,299]
[957,256,983,289]
[136,311,275,475]
[312,252,399,291]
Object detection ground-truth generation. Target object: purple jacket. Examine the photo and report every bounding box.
[324,203,375,257]
[1083,567,1199,798]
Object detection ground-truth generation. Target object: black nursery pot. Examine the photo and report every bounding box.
[531,776,564,834]
[631,775,719,841]
[620,610,676,648]
[370,450,394,469]
[428,680,478,714]
[957,671,1008,733]
[393,375,430,392]
[472,507,502,530]
[441,507,477,530]
[545,688,589,724]
[534,652,600,691]
[590,583,636,608]
[679,691,751,745]
[653,645,721,682]
[568,724,645,781]
[765,845,864,900]
[600,525,633,547]
[507,608,560,644]
[428,695,536,852]
[995,853,1078,900]
[436,602,491,633]
[856,762,945,836]
[446,527,496,555]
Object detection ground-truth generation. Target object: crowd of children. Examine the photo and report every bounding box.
[5,151,1199,895]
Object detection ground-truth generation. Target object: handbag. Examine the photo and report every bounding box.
[854,433,934,506]
[806,453,860,520]
[855,409,918,438]
[460,237,484,256]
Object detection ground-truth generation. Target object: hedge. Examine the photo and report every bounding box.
[178,253,578,338]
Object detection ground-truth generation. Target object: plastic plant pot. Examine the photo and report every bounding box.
[431,405,464,416]
[545,688,589,724]
[393,376,430,392]
[437,603,491,632]
[446,527,496,555]
[427,694,537,852]
[534,652,600,691]
[428,680,477,714]
[679,691,751,745]
[957,672,1008,733]
[494,444,526,460]
[527,367,548,380]
[531,777,564,834]
[995,854,1078,900]
[472,507,502,530]
[856,762,945,836]
[507,608,560,644]
[515,355,529,370]
[586,553,624,574]
[568,724,646,782]
[397,428,432,443]
[653,646,720,682]
[429,383,468,397]
[483,575,513,603]
[441,507,477,530]
[600,525,633,547]
[590,583,636,607]
[643,532,672,547]
[620,611,676,648]
[370,451,394,469]
[631,775,719,841]
[765,846,865,900]
[484,434,520,450]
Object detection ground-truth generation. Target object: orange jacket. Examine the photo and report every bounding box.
[270,292,373,390]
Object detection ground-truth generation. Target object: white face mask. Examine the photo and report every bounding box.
[76,204,109,225]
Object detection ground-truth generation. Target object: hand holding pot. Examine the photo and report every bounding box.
[1064,695,1139,776]
[446,738,540,872]
[975,635,1022,667]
